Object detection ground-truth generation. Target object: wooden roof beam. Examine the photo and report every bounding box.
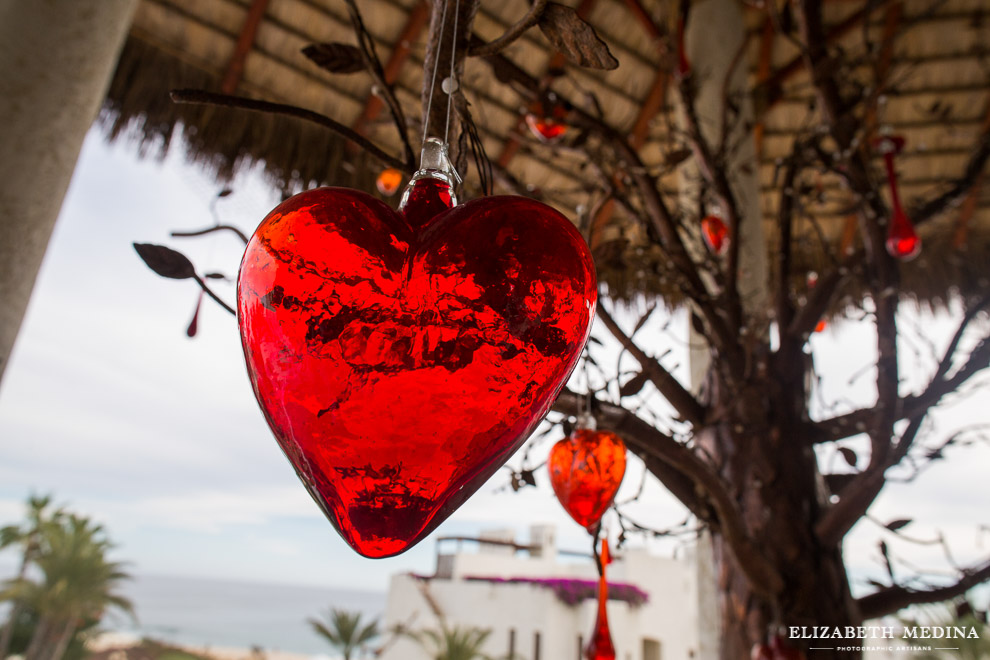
[760,3,877,111]
[352,0,430,136]
[952,94,990,249]
[221,0,272,94]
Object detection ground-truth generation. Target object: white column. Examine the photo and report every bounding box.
[676,1,768,658]
[0,0,137,383]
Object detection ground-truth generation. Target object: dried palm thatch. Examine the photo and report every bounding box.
[100,0,990,312]
[100,35,376,194]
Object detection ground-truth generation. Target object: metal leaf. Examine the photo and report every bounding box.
[133,243,195,280]
[302,42,366,74]
[884,518,912,532]
[619,371,650,398]
[838,446,858,468]
[538,3,619,70]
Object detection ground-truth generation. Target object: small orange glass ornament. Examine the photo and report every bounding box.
[376,167,403,196]
[548,414,626,532]
[701,215,729,255]
[814,319,827,333]
[525,101,569,144]
[585,538,616,660]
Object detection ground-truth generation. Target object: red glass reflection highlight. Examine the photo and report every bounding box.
[548,428,626,531]
[238,184,597,557]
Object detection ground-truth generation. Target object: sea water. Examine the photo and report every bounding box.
[106,573,386,656]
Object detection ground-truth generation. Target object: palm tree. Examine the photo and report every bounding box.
[0,512,134,660]
[309,608,380,660]
[0,493,63,658]
[409,624,513,660]
[912,608,990,660]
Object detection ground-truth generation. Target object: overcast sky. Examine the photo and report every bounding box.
[0,128,987,600]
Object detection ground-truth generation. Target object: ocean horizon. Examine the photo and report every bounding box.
[105,572,387,656]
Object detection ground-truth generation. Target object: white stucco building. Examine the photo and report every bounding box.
[379,526,701,660]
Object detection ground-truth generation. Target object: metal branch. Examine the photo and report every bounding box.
[468,0,547,57]
[193,275,236,316]
[553,390,785,596]
[857,559,990,620]
[676,74,745,333]
[774,156,799,331]
[169,89,410,173]
[477,48,742,374]
[814,296,990,444]
[172,225,249,244]
[596,305,705,426]
[342,0,416,170]
[909,128,990,226]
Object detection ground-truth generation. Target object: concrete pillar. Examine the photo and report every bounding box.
[0,0,137,383]
[675,1,768,658]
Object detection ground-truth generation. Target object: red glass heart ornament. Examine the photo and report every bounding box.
[238,175,596,558]
[548,422,626,531]
[585,540,616,660]
[701,215,729,255]
[525,113,568,143]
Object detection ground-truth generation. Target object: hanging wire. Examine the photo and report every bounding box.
[421,0,450,146]
[443,0,462,145]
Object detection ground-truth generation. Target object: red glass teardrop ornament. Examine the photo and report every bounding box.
[238,183,597,558]
[751,643,774,660]
[701,215,729,255]
[186,290,203,338]
[525,113,568,143]
[585,540,616,660]
[769,634,806,660]
[548,427,626,531]
[885,207,921,260]
[814,319,827,333]
[878,141,921,261]
[677,17,691,78]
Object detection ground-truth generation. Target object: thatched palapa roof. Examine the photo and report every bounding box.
[100,0,990,309]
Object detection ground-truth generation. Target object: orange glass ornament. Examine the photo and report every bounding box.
[814,319,827,333]
[376,168,403,196]
[548,417,626,531]
[701,215,729,255]
[585,539,616,660]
